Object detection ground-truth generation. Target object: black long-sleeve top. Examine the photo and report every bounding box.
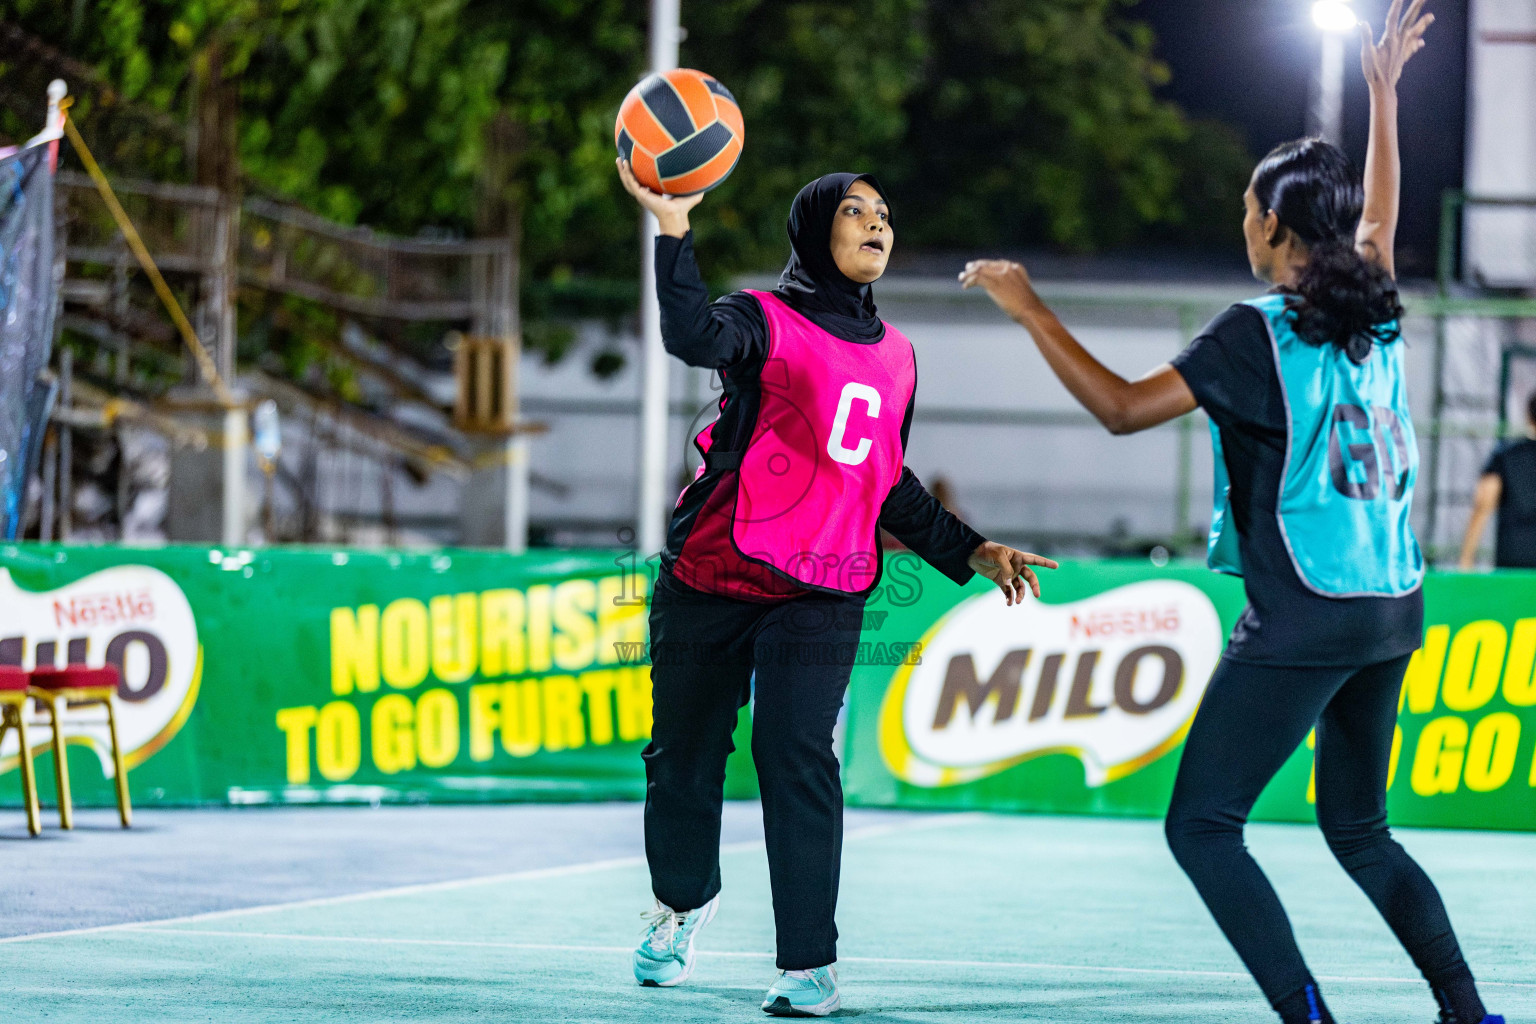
[656,232,985,587]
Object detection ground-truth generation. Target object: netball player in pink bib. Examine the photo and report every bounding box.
[616,160,1055,1016]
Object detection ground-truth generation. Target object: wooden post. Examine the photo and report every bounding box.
[454,333,519,434]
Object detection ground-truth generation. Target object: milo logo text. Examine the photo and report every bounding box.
[880,581,1223,788]
[0,567,201,775]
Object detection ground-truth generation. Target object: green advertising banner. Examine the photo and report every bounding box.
[0,544,741,807]
[1,542,1532,830]
[844,559,1536,831]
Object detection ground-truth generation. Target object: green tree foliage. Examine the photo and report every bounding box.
[4,0,1252,290]
[896,0,1193,250]
[675,1,925,276]
[237,1,649,273]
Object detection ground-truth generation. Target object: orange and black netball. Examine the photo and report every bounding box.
[615,69,744,195]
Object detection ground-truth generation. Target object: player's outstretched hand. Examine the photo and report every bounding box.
[617,158,704,236]
[967,541,1058,606]
[959,259,1043,325]
[1360,0,1433,92]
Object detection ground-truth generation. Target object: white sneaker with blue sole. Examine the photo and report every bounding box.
[632,894,719,987]
[761,964,840,1017]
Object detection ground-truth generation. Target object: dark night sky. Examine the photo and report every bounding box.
[1135,0,1468,278]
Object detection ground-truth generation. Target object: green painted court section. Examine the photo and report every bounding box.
[4,813,1533,1023]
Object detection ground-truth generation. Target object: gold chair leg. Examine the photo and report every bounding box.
[103,698,131,828]
[0,711,38,836]
[14,708,41,836]
[41,695,73,830]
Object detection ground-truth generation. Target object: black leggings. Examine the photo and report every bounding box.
[643,570,865,971]
[1166,654,1478,1016]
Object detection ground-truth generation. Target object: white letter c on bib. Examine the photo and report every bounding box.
[827,382,881,466]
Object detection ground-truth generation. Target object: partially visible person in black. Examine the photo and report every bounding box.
[615,159,1055,1017]
[1458,388,1536,569]
[962,5,1499,1024]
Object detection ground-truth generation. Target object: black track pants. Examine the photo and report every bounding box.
[643,570,865,971]
[1165,654,1476,1011]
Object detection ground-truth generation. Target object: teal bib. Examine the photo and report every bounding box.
[1206,294,1424,596]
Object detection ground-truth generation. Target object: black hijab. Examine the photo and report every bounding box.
[773,172,887,342]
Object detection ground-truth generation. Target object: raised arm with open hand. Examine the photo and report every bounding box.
[1356,0,1434,277]
[959,259,1197,435]
[617,158,704,239]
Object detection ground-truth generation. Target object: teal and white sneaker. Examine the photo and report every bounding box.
[761,964,840,1017]
[632,895,719,987]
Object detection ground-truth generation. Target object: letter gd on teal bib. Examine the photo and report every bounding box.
[1206,294,1423,596]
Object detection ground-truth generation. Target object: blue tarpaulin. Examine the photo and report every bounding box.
[0,145,57,539]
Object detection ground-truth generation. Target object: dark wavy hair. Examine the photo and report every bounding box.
[1251,138,1404,359]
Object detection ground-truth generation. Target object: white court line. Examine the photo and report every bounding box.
[80,927,1536,990]
[0,811,982,947]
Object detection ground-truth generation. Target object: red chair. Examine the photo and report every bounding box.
[29,664,131,829]
[0,666,42,836]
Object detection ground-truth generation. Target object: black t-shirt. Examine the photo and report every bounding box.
[1484,439,1536,568]
[1171,303,1424,666]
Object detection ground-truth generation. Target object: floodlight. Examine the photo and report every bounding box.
[1312,0,1358,33]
